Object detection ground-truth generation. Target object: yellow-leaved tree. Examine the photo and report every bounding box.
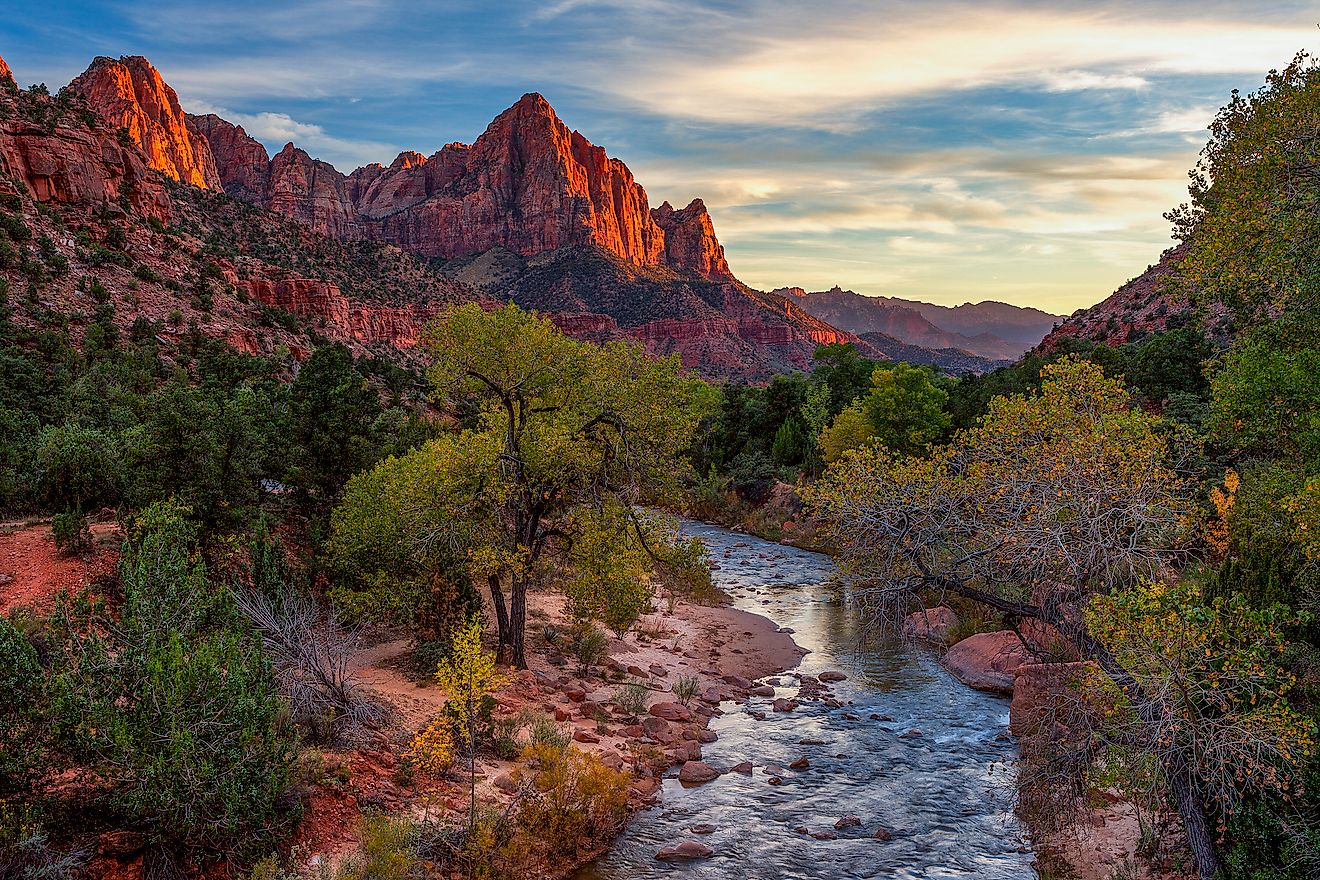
[436,617,507,833]
[807,357,1282,880]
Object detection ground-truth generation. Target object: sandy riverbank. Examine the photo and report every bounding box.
[293,586,808,872]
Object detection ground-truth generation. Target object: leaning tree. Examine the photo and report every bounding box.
[809,358,1314,880]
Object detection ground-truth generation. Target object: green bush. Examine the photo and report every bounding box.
[0,615,51,799]
[50,510,92,556]
[57,501,299,861]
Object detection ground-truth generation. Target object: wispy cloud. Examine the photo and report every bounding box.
[5,0,1317,313]
[185,99,400,169]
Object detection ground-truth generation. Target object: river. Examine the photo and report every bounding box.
[576,519,1038,880]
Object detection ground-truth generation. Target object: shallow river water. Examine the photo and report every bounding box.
[576,520,1038,880]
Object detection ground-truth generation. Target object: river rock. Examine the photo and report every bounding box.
[723,674,752,689]
[730,761,753,774]
[641,716,674,743]
[942,631,1029,694]
[750,684,776,697]
[649,701,693,722]
[810,830,837,840]
[573,729,600,744]
[762,763,787,776]
[789,756,810,770]
[834,815,861,829]
[678,760,720,785]
[689,823,718,835]
[698,728,718,743]
[772,698,799,712]
[656,841,713,861]
[873,826,894,841]
[902,606,961,646]
[819,670,848,683]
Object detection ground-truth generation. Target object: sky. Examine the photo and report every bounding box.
[2,1,1318,315]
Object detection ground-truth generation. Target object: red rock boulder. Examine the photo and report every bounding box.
[942,631,1029,694]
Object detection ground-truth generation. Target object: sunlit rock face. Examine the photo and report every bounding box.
[56,55,858,380]
[184,88,730,280]
[0,58,172,222]
[70,55,221,190]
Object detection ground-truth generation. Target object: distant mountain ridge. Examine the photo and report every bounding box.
[780,286,1061,363]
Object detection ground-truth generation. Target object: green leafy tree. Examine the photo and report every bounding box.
[284,345,382,524]
[819,403,877,464]
[33,424,118,511]
[861,363,951,454]
[1166,52,1320,317]
[340,303,714,668]
[771,416,807,466]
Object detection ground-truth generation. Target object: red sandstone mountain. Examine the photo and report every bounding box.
[178,91,734,282]
[0,52,862,379]
[0,56,13,88]
[70,56,220,190]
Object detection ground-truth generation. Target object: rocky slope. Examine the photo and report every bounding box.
[0,65,471,373]
[441,245,852,381]
[857,331,1004,374]
[1036,245,1190,352]
[50,54,866,378]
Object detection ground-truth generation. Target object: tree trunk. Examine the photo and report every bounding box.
[510,576,527,669]
[1078,631,1223,880]
[488,573,511,663]
[1165,753,1223,880]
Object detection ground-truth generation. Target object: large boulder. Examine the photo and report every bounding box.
[942,631,1028,694]
[649,701,692,722]
[677,760,720,785]
[902,606,960,646]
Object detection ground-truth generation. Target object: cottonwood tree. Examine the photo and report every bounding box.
[808,358,1277,880]
[344,303,715,668]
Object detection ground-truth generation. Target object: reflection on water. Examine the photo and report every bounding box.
[575,520,1037,880]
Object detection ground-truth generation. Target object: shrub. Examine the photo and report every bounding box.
[404,718,455,777]
[50,509,92,556]
[0,616,52,799]
[671,674,699,707]
[573,624,609,676]
[54,501,299,861]
[505,745,630,872]
[336,814,418,880]
[611,682,649,721]
[526,714,570,752]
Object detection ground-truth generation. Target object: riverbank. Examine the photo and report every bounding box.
[292,580,807,876]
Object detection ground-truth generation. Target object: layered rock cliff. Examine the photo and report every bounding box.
[0,56,172,222]
[30,53,870,380]
[176,88,731,279]
[70,55,221,190]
